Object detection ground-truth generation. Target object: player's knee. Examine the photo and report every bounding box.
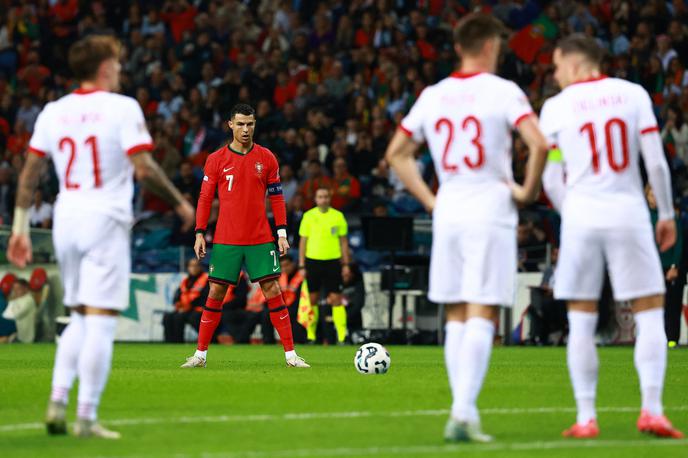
[259,279,281,298]
[208,282,228,300]
[631,294,664,313]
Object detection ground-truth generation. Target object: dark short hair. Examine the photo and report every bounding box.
[69,35,121,82]
[556,34,604,66]
[229,103,256,120]
[453,14,506,56]
[315,185,331,194]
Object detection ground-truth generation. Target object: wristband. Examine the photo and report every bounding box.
[11,207,29,236]
[277,228,287,238]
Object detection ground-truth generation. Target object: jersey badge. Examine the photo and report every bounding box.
[254,161,264,176]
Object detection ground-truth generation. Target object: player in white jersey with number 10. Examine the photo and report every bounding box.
[7,35,195,439]
[540,35,684,439]
[386,14,548,443]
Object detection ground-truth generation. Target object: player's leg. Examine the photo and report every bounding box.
[556,227,605,438]
[183,281,228,367]
[182,243,240,367]
[46,220,84,435]
[73,217,130,439]
[324,260,347,344]
[607,228,683,437]
[245,242,308,366]
[444,302,467,414]
[305,259,323,343]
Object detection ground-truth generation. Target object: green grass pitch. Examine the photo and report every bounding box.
[1,344,687,458]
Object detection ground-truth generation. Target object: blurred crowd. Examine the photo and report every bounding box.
[1,0,688,270]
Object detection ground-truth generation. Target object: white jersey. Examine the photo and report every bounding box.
[28,89,153,223]
[540,76,664,228]
[400,72,534,228]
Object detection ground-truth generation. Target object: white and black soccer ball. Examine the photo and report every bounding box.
[354,342,391,374]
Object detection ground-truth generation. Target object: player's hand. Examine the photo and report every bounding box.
[511,183,534,205]
[666,266,679,282]
[656,219,677,252]
[277,237,290,256]
[424,195,436,214]
[299,267,307,278]
[342,264,352,283]
[7,233,32,268]
[175,201,195,232]
[194,233,206,259]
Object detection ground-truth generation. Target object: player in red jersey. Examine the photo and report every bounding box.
[181,104,309,368]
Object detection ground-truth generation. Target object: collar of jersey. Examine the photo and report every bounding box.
[73,88,105,95]
[227,143,255,156]
[569,75,608,86]
[450,71,484,79]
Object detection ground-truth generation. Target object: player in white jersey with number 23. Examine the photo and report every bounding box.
[386,14,548,443]
[540,34,684,439]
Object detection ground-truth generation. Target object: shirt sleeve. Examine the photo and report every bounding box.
[338,212,348,236]
[120,98,154,156]
[266,151,280,184]
[538,99,560,148]
[399,88,430,143]
[195,155,218,232]
[298,212,310,237]
[28,106,52,158]
[637,86,660,135]
[505,82,535,128]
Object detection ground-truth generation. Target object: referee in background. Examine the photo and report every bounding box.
[298,186,351,344]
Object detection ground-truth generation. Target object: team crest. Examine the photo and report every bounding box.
[254,161,264,176]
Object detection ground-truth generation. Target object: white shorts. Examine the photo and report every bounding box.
[555,225,665,302]
[52,211,131,311]
[429,224,516,306]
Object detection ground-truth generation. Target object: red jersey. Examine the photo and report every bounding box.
[195,143,287,245]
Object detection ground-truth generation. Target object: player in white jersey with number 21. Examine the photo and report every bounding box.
[540,35,684,439]
[7,35,194,439]
[386,14,548,443]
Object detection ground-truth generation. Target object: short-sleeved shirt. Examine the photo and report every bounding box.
[199,143,281,245]
[299,207,348,260]
[400,72,534,228]
[28,88,153,223]
[539,76,660,229]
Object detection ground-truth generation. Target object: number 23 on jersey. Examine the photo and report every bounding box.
[436,116,485,172]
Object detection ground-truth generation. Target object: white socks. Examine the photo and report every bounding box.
[285,350,296,360]
[50,313,86,404]
[451,317,495,423]
[77,315,118,421]
[567,311,598,425]
[444,321,465,405]
[194,349,207,360]
[634,308,667,416]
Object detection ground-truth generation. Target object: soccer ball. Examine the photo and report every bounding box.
[354,343,391,374]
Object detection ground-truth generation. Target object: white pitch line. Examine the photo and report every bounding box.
[1,405,687,433]
[95,439,688,458]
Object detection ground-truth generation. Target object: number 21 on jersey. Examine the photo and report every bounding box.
[59,135,101,189]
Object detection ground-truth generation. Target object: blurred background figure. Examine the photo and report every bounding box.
[163,258,208,343]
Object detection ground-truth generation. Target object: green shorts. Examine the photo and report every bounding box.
[208,242,281,285]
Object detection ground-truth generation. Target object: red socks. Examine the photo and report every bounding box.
[267,294,294,352]
[197,297,223,351]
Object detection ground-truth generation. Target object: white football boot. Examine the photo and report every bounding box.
[286,355,310,368]
[74,419,121,439]
[180,355,206,368]
[444,417,494,443]
[45,400,67,435]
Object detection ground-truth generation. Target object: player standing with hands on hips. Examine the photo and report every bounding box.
[386,14,548,443]
[540,35,683,439]
[182,104,309,368]
[7,35,195,439]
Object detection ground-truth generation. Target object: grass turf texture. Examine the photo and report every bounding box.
[1,345,687,458]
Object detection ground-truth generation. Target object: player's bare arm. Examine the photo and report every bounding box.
[385,130,436,212]
[129,151,195,231]
[513,116,549,205]
[340,235,351,282]
[6,151,45,268]
[298,236,307,275]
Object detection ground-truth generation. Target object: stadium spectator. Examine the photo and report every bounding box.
[0,273,17,343]
[330,157,361,211]
[662,106,688,163]
[28,189,52,229]
[162,258,208,343]
[298,186,350,344]
[299,160,332,209]
[2,278,37,343]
